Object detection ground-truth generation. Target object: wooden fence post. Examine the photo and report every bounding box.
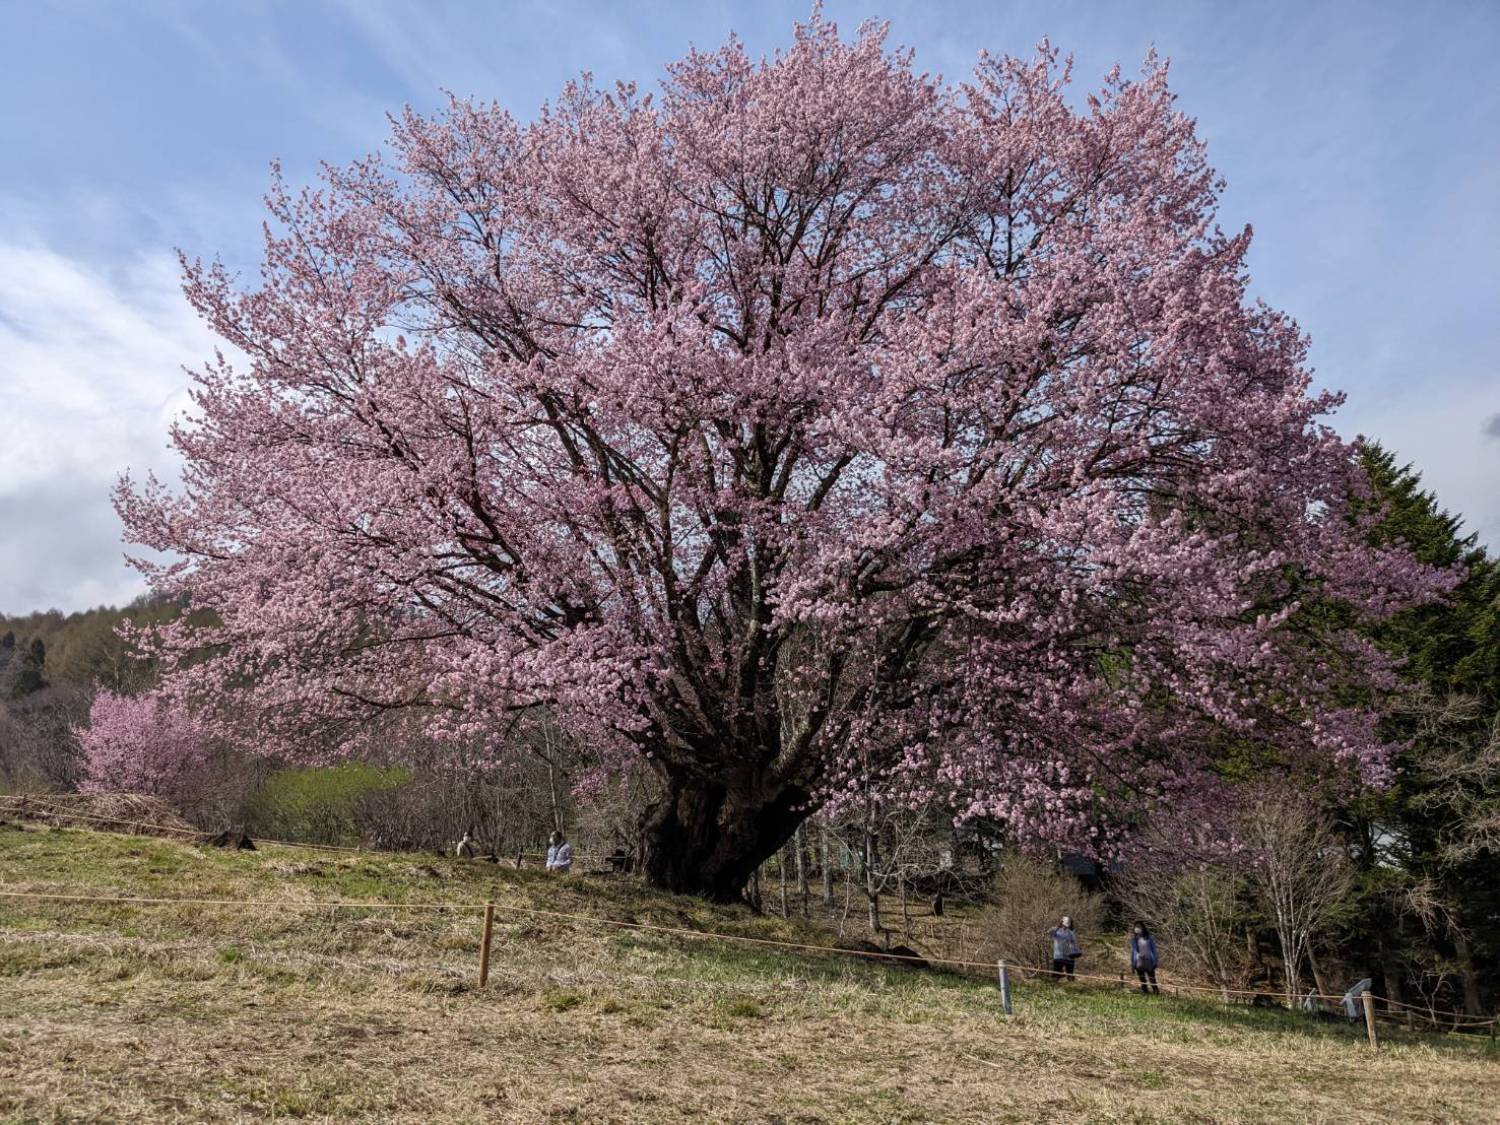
[998,959,1013,1015]
[478,900,495,987]
[1362,989,1378,1051]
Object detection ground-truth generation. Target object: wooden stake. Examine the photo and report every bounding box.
[478,900,495,987]
[1363,989,1378,1050]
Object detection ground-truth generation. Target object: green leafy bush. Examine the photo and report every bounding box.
[242,762,410,845]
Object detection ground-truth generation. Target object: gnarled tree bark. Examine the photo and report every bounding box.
[638,768,813,903]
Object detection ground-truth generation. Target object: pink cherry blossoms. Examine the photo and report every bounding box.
[115,15,1445,896]
[75,690,209,801]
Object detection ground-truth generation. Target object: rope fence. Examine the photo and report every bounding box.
[0,794,606,862]
[1,883,1494,1037]
[0,923,939,1002]
[0,890,481,911]
[3,804,1495,1044]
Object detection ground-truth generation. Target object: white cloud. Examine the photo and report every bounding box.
[0,232,216,613]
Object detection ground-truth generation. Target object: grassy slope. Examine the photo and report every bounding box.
[1,823,1495,1124]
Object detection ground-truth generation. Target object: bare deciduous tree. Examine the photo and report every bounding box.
[0,684,90,793]
[1238,790,1354,1004]
[1406,693,1500,865]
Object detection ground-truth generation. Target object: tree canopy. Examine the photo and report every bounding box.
[118,17,1440,898]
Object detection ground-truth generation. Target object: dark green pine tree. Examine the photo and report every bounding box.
[1345,443,1500,1014]
[6,636,48,698]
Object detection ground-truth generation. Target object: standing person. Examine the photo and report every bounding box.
[1047,915,1081,979]
[545,830,573,874]
[1341,978,1373,1021]
[1130,921,1160,995]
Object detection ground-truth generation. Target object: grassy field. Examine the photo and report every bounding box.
[1,821,1495,1123]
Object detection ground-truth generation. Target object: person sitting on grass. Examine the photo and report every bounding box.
[545,830,573,874]
[455,830,477,859]
[1130,920,1161,995]
[1047,915,1081,979]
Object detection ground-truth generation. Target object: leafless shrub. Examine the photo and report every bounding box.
[0,684,90,793]
[976,854,1105,971]
[354,760,566,856]
[570,765,658,865]
[1117,860,1252,999]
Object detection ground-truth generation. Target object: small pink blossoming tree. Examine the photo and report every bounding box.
[75,690,208,802]
[118,17,1442,899]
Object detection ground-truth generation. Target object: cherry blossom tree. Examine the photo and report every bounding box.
[118,16,1442,899]
[75,690,208,801]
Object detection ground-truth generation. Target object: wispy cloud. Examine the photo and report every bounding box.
[330,0,664,104]
[0,228,215,613]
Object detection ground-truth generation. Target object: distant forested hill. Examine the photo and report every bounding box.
[0,598,186,792]
[0,598,185,697]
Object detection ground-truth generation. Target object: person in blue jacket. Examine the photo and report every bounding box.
[1047,915,1081,979]
[1130,920,1160,995]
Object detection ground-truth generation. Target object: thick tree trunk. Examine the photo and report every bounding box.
[638,770,811,903]
[1307,944,1328,1000]
[1453,930,1484,1017]
[1379,943,1405,1008]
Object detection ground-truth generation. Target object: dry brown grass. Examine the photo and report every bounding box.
[0,792,199,838]
[1,820,1495,1123]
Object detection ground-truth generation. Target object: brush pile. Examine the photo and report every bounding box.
[0,792,199,840]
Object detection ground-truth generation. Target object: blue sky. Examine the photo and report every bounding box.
[1,0,1497,613]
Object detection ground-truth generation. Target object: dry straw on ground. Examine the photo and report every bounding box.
[1,820,1496,1123]
[0,792,199,837]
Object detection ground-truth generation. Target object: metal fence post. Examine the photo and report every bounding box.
[998,959,1013,1015]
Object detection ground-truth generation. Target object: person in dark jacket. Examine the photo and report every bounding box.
[1130,920,1160,995]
